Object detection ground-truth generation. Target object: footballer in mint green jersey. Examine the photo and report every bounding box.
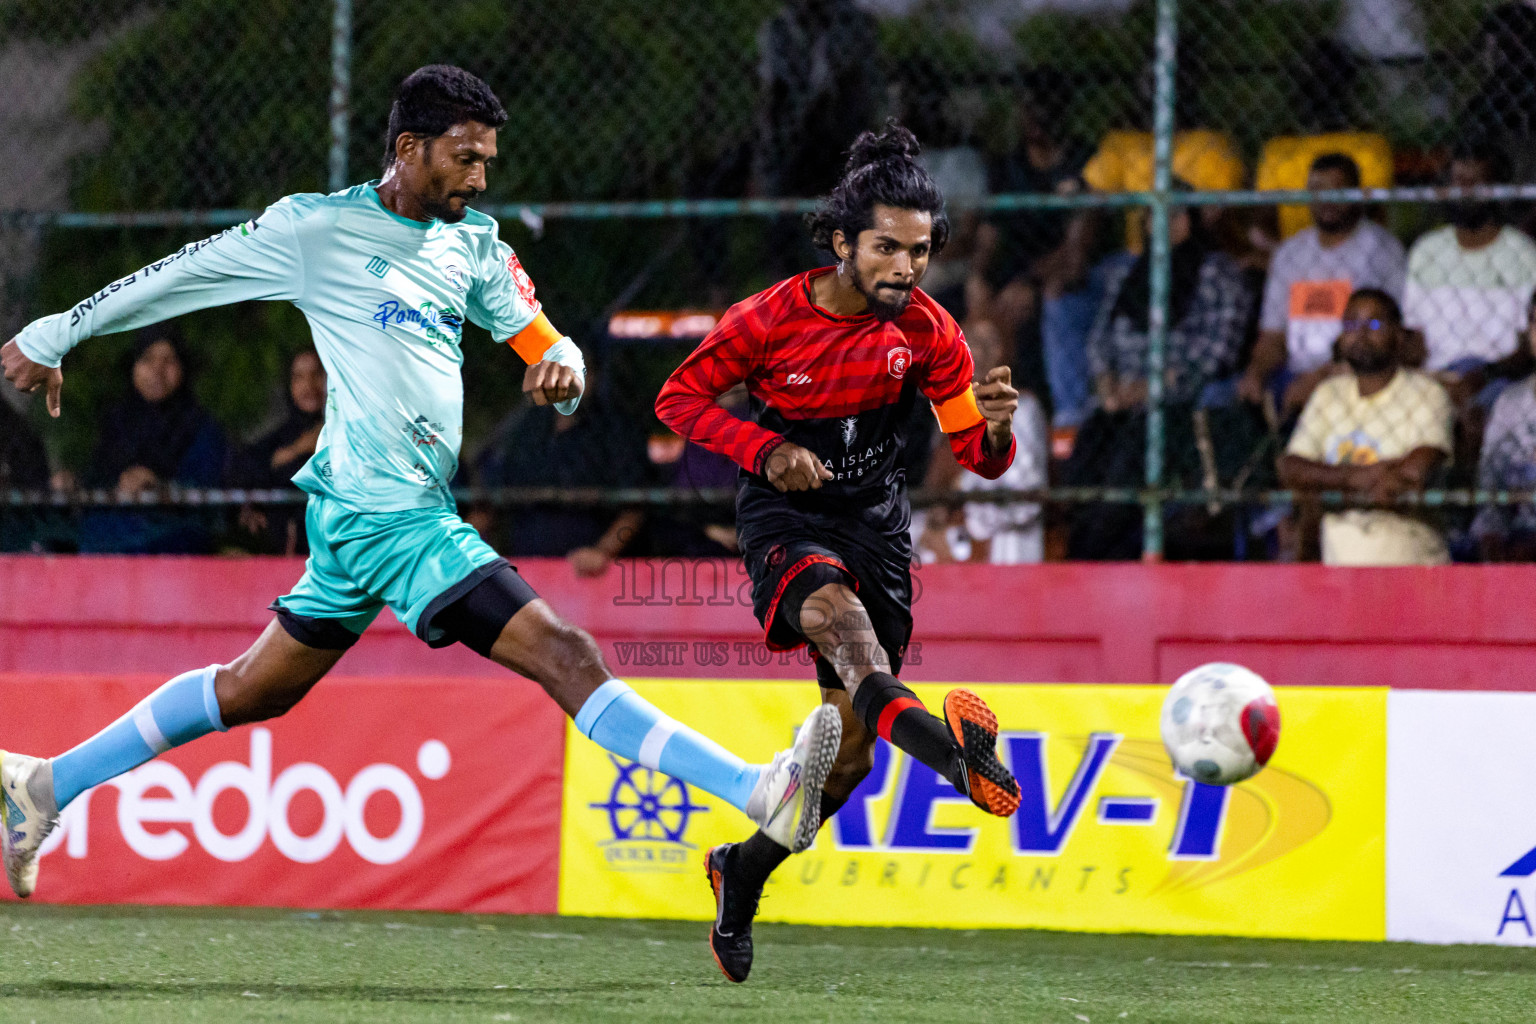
[15,182,561,513]
[0,65,842,903]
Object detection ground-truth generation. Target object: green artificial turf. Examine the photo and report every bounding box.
[0,905,1533,1023]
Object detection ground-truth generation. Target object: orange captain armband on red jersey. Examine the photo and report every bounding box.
[505,311,563,364]
[931,387,984,434]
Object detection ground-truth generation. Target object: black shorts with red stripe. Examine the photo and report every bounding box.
[737,481,913,690]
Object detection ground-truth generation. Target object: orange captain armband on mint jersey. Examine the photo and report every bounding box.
[931,387,984,434]
[505,311,564,364]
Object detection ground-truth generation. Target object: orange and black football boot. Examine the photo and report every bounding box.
[704,843,759,982]
[944,688,1021,817]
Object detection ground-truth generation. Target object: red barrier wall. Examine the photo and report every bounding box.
[3,556,1536,689]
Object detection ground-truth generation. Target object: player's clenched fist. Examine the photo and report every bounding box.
[974,365,1016,452]
[523,360,582,407]
[1,339,63,418]
[764,442,834,493]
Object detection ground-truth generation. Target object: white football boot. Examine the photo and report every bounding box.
[744,703,841,853]
[0,752,58,898]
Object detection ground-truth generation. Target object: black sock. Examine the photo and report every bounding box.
[728,791,851,892]
[850,671,966,793]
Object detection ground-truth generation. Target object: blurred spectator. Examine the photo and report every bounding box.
[913,320,1047,564]
[1254,135,1393,243]
[0,397,62,554]
[0,396,49,491]
[753,0,881,277]
[970,72,1101,429]
[1473,295,1536,561]
[1463,4,1536,183]
[901,63,988,316]
[1285,38,1364,137]
[1063,200,1253,560]
[476,383,645,577]
[1403,143,1536,401]
[645,384,746,557]
[230,348,327,555]
[77,323,227,554]
[1087,200,1252,412]
[1281,289,1452,566]
[1082,129,1245,256]
[1241,153,1407,413]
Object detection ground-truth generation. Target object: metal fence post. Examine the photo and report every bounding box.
[1144,0,1178,561]
[328,0,353,192]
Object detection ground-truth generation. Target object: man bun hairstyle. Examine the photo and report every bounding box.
[807,119,950,256]
[383,64,508,169]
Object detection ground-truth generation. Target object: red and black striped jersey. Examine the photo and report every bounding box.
[656,268,1015,513]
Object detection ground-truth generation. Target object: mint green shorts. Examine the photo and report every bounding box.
[272,494,506,645]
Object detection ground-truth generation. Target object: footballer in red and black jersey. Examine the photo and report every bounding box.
[657,266,1015,662]
[681,124,1026,988]
[657,266,1013,533]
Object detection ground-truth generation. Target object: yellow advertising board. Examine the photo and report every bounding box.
[559,682,1386,941]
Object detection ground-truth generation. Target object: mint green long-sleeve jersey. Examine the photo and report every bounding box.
[14,183,580,512]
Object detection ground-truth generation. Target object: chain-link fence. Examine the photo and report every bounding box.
[6,0,1536,564]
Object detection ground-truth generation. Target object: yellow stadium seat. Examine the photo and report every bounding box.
[1083,130,1246,252]
[1255,133,1394,238]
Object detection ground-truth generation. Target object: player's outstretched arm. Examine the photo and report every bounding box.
[4,201,305,400]
[1,340,63,418]
[655,313,788,478]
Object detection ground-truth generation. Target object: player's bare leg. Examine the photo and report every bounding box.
[703,585,1018,981]
[705,685,873,983]
[214,620,349,726]
[481,595,838,851]
[800,582,1018,816]
[482,598,612,716]
[818,687,877,805]
[1,619,346,897]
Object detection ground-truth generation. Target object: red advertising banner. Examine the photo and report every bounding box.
[0,673,564,913]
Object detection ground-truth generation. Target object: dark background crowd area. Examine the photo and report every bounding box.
[10,0,1536,565]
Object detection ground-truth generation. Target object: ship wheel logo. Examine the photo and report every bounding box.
[591,756,709,844]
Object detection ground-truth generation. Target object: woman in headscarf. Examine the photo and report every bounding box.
[79,322,227,553]
[230,348,327,554]
[85,323,226,493]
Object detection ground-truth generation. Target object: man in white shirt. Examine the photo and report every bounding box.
[1240,153,1407,412]
[1403,143,1536,399]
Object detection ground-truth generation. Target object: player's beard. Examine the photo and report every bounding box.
[850,262,914,322]
[423,187,480,223]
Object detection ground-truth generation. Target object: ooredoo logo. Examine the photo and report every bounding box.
[39,728,451,866]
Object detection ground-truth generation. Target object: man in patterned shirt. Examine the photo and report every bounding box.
[1474,293,1536,559]
[1281,288,1453,565]
[1087,200,1252,412]
[656,121,1022,982]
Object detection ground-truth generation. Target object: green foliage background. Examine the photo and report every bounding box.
[4,0,1517,467]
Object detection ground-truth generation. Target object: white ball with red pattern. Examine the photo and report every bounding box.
[1160,662,1280,786]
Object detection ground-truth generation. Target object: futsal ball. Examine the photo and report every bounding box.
[1160,663,1280,786]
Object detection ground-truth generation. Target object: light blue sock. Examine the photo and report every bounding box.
[574,679,763,811]
[51,666,227,809]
